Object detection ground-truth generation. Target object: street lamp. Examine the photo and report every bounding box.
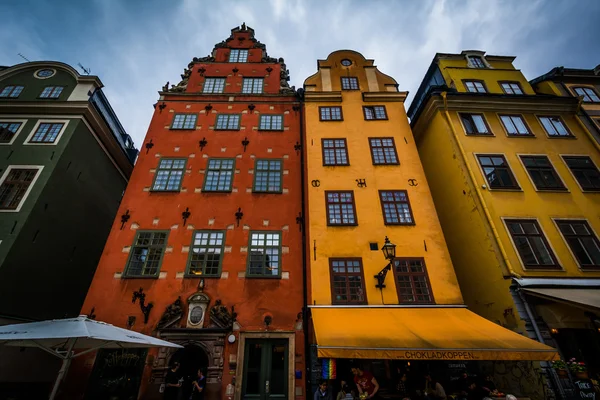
[375,236,396,289]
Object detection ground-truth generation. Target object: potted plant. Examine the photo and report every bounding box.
[568,358,588,379]
[552,359,569,377]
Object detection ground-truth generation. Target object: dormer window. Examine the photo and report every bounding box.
[464,80,487,93]
[468,56,486,69]
[229,49,248,63]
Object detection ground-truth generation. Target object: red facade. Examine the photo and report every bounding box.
[65,25,305,400]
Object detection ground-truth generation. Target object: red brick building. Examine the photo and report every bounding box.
[65,25,305,400]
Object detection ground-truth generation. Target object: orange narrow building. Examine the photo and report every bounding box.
[65,25,305,400]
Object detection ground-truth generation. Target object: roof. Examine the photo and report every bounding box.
[530,65,600,85]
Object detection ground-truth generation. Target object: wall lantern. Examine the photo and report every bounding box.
[374,236,396,289]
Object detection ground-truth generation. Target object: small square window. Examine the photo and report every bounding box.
[186,231,225,277]
[500,115,532,136]
[379,190,414,225]
[253,159,282,193]
[464,80,487,93]
[460,113,491,135]
[247,231,281,277]
[574,87,600,103]
[563,156,600,192]
[203,78,226,94]
[259,115,283,131]
[477,155,520,189]
[242,78,263,94]
[319,107,343,121]
[369,243,378,251]
[152,158,186,191]
[505,219,559,269]
[363,106,387,120]
[369,138,399,165]
[215,114,241,130]
[520,156,566,191]
[124,231,169,277]
[322,139,349,166]
[0,122,23,143]
[500,82,524,95]
[229,49,249,63]
[539,116,572,137]
[39,86,63,99]
[0,85,24,98]
[203,158,235,192]
[29,122,64,143]
[171,114,197,130]
[341,77,359,90]
[330,258,366,304]
[326,191,357,226]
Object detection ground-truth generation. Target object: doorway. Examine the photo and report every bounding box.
[169,345,210,400]
[242,339,288,400]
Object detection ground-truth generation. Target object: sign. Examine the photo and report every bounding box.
[575,380,596,400]
[403,351,478,360]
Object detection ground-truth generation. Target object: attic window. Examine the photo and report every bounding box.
[467,56,486,69]
[341,59,352,67]
[35,69,56,79]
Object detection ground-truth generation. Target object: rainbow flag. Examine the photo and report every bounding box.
[321,358,336,379]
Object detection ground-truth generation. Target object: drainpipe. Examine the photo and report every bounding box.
[439,91,518,278]
[298,92,311,399]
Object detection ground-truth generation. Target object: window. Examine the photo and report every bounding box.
[229,49,248,63]
[464,80,487,93]
[319,107,343,121]
[500,115,532,136]
[0,167,41,210]
[0,86,24,98]
[341,59,352,66]
[152,158,186,191]
[203,158,235,192]
[379,190,414,225]
[369,138,399,165]
[253,159,282,193]
[203,78,225,94]
[242,78,263,94]
[29,122,64,143]
[322,139,349,166]
[259,115,283,131]
[539,116,572,137]
[171,114,197,130]
[215,114,240,130]
[477,155,520,189]
[500,82,524,95]
[460,113,491,135]
[556,220,600,269]
[393,258,434,304]
[341,77,359,90]
[326,191,357,226]
[124,231,168,277]
[247,231,281,277]
[39,86,63,99]
[363,106,387,120]
[505,219,559,269]
[330,258,366,304]
[0,122,23,143]
[520,156,566,191]
[35,69,55,78]
[468,56,486,68]
[186,231,225,276]
[563,156,600,191]
[574,87,600,103]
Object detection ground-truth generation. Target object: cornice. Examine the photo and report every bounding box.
[303,91,343,103]
[362,91,407,103]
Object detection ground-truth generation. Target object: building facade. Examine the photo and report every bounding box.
[302,50,557,398]
[65,25,306,400]
[408,51,600,398]
[0,62,137,398]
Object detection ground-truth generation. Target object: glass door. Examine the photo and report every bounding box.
[242,339,288,400]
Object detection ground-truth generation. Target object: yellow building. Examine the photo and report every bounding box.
[408,50,600,391]
[302,50,557,395]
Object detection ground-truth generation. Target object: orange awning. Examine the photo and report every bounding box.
[311,307,558,361]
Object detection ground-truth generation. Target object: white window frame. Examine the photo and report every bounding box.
[0,165,44,212]
[0,118,28,145]
[23,119,70,146]
[34,68,56,80]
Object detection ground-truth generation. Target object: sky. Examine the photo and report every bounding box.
[1,0,599,147]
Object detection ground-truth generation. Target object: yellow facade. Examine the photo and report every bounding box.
[409,51,600,330]
[303,50,463,307]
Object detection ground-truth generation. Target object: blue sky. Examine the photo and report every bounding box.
[1,0,599,147]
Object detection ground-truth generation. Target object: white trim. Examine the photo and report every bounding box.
[33,68,56,80]
[0,119,28,145]
[559,154,600,193]
[515,277,600,287]
[515,153,570,193]
[551,217,600,271]
[23,119,70,146]
[463,51,493,69]
[473,152,523,192]
[0,165,44,212]
[500,216,564,272]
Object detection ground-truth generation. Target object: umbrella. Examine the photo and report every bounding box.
[0,315,182,400]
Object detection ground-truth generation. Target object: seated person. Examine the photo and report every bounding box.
[424,374,447,400]
[315,379,332,400]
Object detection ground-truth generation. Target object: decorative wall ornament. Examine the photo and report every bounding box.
[296,212,303,231]
[232,67,239,75]
[199,137,207,151]
[266,67,273,73]
[182,207,191,226]
[294,141,302,154]
[156,297,183,330]
[198,67,206,76]
[132,288,153,324]
[162,82,169,92]
[145,139,154,154]
[158,102,166,113]
[205,104,213,113]
[248,104,255,113]
[408,179,418,187]
[235,208,243,227]
[356,179,367,188]
[187,291,210,328]
[120,209,131,230]
[127,316,136,328]
[209,300,235,329]
[241,137,250,152]
[292,105,300,112]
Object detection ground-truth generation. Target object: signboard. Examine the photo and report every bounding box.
[575,379,596,400]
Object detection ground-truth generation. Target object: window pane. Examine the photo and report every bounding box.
[30,123,64,143]
[126,231,168,276]
[0,122,22,143]
[472,115,488,134]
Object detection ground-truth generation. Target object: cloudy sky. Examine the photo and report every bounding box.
[1,0,598,147]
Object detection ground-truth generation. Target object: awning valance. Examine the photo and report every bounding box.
[311,307,558,361]
[524,288,600,312]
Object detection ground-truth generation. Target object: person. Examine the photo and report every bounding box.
[190,368,206,400]
[336,380,348,400]
[164,362,181,400]
[480,375,497,396]
[455,372,470,400]
[466,380,487,400]
[315,379,333,400]
[351,365,379,399]
[396,370,409,399]
[424,374,446,400]
[340,384,355,400]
